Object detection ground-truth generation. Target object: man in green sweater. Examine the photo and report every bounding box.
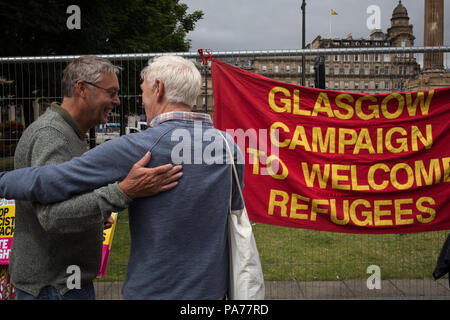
[10,55,182,300]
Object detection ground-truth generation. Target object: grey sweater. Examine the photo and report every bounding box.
[9,103,131,297]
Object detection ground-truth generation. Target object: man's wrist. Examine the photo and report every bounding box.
[118,181,134,199]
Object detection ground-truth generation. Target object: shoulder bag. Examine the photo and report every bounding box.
[219,131,265,300]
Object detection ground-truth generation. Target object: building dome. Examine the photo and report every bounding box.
[392,0,408,19]
[387,0,415,46]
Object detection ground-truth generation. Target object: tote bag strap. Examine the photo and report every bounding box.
[218,131,245,206]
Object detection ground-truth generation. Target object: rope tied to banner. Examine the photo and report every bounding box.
[198,49,212,65]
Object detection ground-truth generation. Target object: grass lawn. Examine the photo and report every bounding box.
[99,209,448,282]
[100,210,132,282]
[252,223,447,281]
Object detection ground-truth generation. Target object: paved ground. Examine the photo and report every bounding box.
[94,279,450,300]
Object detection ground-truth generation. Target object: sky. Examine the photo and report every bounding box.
[182,0,450,52]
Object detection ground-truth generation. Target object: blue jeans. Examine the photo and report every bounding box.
[15,282,95,300]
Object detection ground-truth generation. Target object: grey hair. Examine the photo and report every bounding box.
[140,55,201,107]
[62,55,122,97]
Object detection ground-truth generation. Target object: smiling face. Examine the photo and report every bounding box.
[85,73,120,126]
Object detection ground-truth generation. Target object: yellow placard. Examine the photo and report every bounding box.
[102,212,118,249]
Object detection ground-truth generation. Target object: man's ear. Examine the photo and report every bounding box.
[74,80,87,98]
[154,79,165,101]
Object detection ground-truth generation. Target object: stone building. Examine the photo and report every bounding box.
[257,1,418,93]
[306,0,420,94]
[405,0,450,91]
[194,1,427,114]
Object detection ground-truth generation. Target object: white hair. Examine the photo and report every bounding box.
[140,55,201,107]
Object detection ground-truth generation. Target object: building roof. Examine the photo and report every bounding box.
[392,0,409,19]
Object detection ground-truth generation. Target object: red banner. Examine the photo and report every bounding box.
[212,58,450,234]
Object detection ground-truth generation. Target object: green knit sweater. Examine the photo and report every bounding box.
[9,103,131,297]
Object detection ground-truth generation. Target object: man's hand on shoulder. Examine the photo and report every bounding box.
[118,152,183,199]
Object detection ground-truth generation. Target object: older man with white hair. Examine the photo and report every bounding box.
[0,55,244,299]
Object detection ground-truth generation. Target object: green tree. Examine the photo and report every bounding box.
[0,0,203,56]
[0,0,203,129]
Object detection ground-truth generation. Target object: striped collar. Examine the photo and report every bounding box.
[149,111,213,128]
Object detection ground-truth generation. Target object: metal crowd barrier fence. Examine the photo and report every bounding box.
[1,46,449,300]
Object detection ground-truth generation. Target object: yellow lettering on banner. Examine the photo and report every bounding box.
[381,93,404,119]
[278,124,434,155]
[374,200,393,226]
[351,165,369,190]
[406,90,434,116]
[290,194,310,220]
[266,190,439,227]
[289,126,311,151]
[443,157,450,183]
[395,198,414,225]
[330,199,349,225]
[338,128,357,154]
[302,158,448,192]
[355,96,379,120]
[390,163,414,190]
[349,199,372,226]
[376,128,384,154]
[368,163,390,190]
[268,189,289,217]
[415,159,441,187]
[247,148,264,175]
[411,125,433,151]
[293,89,311,116]
[312,92,334,117]
[270,122,291,148]
[416,197,436,223]
[310,199,329,221]
[246,148,288,180]
[266,155,289,180]
[269,87,291,113]
[312,127,336,153]
[385,127,408,153]
[301,162,330,189]
[331,164,350,190]
[334,94,354,120]
[267,88,434,120]
[354,128,375,155]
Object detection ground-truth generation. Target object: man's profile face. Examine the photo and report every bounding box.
[85,73,120,125]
